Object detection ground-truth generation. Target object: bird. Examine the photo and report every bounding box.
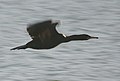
[11,19,98,50]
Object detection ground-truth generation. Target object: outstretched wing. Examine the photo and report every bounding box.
[27,20,60,41]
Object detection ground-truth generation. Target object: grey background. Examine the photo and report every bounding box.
[0,0,120,81]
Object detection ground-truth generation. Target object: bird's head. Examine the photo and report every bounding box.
[80,34,98,40]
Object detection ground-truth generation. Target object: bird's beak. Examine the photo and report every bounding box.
[91,36,98,39]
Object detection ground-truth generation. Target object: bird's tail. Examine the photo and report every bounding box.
[11,45,27,50]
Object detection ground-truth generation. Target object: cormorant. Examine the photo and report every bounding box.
[11,20,98,50]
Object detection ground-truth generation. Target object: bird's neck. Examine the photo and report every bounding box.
[64,35,88,42]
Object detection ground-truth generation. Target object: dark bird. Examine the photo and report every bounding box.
[11,20,98,50]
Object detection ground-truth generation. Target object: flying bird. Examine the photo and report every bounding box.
[11,20,98,50]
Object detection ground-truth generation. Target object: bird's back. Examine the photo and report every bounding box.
[25,20,64,49]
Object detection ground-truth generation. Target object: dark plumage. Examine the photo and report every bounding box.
[11,20,98,50]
